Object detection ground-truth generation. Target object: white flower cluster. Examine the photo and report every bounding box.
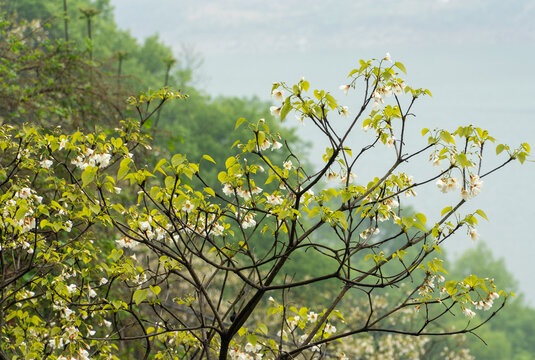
[418,273,445,298]
[56,349,91,360]
[266,193,284,206]
[440,347,474,360]
[371,82,406,111]
[241,213,256,229]
[229,342,263,360]
[222,183,262,201]
[325,171,357,185]
[471,291,499,311]
[163,212,227,240]
[40,158,53,169]
[461,175,483,200]
[1,188,44,238]
[360,227,380,240]
[71,148,111,170]
[461,306,476,318]
[258,136,283,151]
[116,237,138,249]
[437,174,483,201]
[382,198,399,210]
[117,219,175,247]
[436,177,460,193]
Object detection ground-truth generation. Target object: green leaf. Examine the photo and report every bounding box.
[15,205,28,221]
[257,323,268,335]
[117,158,132,181]
[306,206,320,218]
[108,249,123,262]
[325,94,338,110]
[441,206,452,217]
[517,152,526,164]
[280,101,292,121]
[171,154,186,167]
[225,157,236,169]
[476,209,488,221]
[455,153,471,168]
[82,166,97,187]
[415,213,427,225]
[153,158,168,175]
[202,154,216,164]
[204,187,215,197]
[440,131,455,145]
[150,285,161,296]
[395,61,407,74]
[235,117,246,129]
[247,334,258,345]
[231,140,241,149]
[133,289,148,305]
[218,171,228,183]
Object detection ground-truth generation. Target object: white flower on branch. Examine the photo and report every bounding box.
[271,88,284,101]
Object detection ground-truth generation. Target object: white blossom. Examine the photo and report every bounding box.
[469,228,479,242]
[271,88,284,101]
[182,200,195,213]
[259,138,271,151]
[270,106,281,118]
[66,284,77,295]
[372,100,381,111]
[223,183,234,196]
[40,159,53,169]
[64,220,72,233]
[283,160,293,170]
[339,84,350,94]
[242,213,256,229]
[307,311,318,323]
[19,187,32,199]
[88,286,97,298]
[139,220,151,231]
[266,194,284,206]
[324,323,336,335]
[271,140,283,150]
[116,237,137,249]
[462,306,476,318]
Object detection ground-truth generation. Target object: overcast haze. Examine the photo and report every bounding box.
[110,0,535,304]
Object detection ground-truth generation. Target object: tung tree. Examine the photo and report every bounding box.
[0,53,530,360]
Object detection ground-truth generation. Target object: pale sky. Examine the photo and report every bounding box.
[110,0,535,304]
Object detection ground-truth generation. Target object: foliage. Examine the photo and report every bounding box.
[1,3,533,360]
[0,41,530,360]
[0,12,126,130]
[448,244,535,359]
